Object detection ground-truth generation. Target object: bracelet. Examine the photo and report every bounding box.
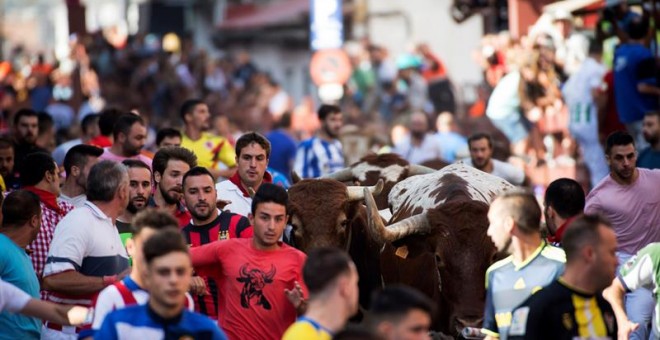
[102,275,118,286]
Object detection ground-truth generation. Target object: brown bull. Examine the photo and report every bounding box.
[287,178,385,308]
[364,164,513,337]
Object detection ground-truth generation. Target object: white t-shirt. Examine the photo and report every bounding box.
[393,134,443,165]
[562,57,606,134]
[460,158,525,186]
[0,279,31,313]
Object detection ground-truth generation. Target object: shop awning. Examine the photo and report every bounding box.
[220,0,309,30]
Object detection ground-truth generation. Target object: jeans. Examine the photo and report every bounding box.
[618,252,656,340]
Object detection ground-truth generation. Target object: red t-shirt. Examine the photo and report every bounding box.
[190,238,307,340]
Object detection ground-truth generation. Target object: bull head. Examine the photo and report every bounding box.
[323,164,436,182]
[364,187,432,245]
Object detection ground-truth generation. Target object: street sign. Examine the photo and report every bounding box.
[309,49,352,86]
[310,0,343,50]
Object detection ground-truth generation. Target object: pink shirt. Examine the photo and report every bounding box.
[585,168,660,254]
[99,148,152,168]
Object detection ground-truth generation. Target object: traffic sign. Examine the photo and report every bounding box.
[309,49,352,86]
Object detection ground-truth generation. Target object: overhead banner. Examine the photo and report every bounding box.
[310,0,343,50]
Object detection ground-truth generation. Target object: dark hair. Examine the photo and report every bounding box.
[318,104,341,121]
[627,16,649,40]
[122,159,151,173]
[334,325,383,340]
[20,152,56,187]
[605,131,635,154]
[235,132,271,158]
[563,214,612,263]
[156,128,182,146]
[182,166,215,188]
[369,286,435,325]
[2,190,41,227]
[495,190,542,234]
[131,208,179,236]
[143,228,189,265]
[81,114,100,135]
[275,112,292,129]
[468,132,494,149]
[251,183,288,215]
[152,147,197,178]
[63,144,103,176]
[0,137,13,150]
[98,108,124,137]
[86,160,128,202]
[645,111,660,120]
[304,248,353,296]
[37,112,54,135]
[544,178,585,219]
[13,108,38,126]
[113,114,144,139]
[180,99,205,122]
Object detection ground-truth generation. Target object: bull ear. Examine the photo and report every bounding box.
[346,179,384,202]
[291,171,301,184]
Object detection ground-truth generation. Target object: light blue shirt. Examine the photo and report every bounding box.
[0,234,41,339]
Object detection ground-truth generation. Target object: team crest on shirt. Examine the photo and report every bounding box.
[236,263,277,310]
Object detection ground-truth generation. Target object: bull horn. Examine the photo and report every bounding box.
[322,167,354,182]
[291,171,302,184]
[407,164,436,176]
[364,187,431,244]
[346,179,384,202]
[247,187,256,198]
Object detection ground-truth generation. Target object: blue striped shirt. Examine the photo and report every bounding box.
[294,137,345,178]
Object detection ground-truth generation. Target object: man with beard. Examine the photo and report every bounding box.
[12,109,44,183]
[116,160,152,246]
[509,215,618,339]
[216,132,272,217]
[585,130,660,340]
[182,166,252,319]
[295,104,345,178]
[482,190,565,340]
[393,111,442,165]
[59,144,103,208]
[149,147,197,228]
[637,111,660,169]
[0,138,16,191]
[180,99,236,180]
[99,113,152,167]
[463,133,525,186]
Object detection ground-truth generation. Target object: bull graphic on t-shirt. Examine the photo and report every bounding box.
[236,263,276,310]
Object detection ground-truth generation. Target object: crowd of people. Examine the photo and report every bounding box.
[1,1,660,340]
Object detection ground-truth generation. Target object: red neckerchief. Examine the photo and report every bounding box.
[88,136,112,148]
[547,216,578,244]
[25,186,61,214]
[228,171,273,198]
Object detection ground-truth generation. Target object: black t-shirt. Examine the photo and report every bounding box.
[508,279,617,340]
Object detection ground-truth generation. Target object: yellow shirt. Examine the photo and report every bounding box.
[0,175,5,192]
[282,320,332,340]
[181,132,236,170]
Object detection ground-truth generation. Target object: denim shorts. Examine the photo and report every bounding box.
[489,113,530,143]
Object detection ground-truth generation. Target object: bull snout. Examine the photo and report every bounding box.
[454,316,484,337]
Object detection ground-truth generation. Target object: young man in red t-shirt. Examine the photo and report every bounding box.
[181,166,253,319]
[190,183,306,340]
